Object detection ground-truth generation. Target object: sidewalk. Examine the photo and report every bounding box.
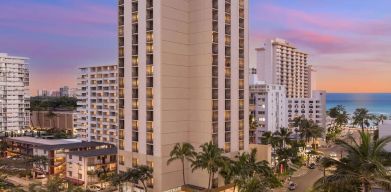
[6,175,34,190]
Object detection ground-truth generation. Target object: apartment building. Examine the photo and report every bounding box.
[0,53,30,132]
[287,90,327,128]
[60,86,70,97]
[66,147,117,187]
[249,84,288,144]
[5,137,113,178]
[76,65,118,145]
[118,0,249,191]
[31,110,76,134]
[256,38,311,98]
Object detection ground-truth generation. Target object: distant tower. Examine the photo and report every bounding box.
[256,38,311,98]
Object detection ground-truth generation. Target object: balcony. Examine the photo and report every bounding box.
[212,89,218,100]
[213,100,218,110]
[132,13,138,23]
[147,20,153,31]
[146,0,153,9]
[147,88,153,99]
[147,144,153,155]
[146,32,153,42]
[225,89,230,99]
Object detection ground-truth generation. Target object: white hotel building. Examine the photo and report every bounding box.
[256,38,312,98]
[76,65,118,145]
[117,0,249,191]
[287,90,327,128]
[0,53,30,132]
[249,83,288,144]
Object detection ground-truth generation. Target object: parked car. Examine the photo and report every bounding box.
[329,152,337,157]
[309,163,316,169]
[88,185,103,191]
[288,182,297,190]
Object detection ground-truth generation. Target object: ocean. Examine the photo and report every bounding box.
[326,93,391,116]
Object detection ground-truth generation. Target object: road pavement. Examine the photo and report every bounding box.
[288,167,323,192]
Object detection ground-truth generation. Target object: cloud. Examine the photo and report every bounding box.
[0,1,116,37]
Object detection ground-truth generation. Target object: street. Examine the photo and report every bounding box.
[288,167,323,192]
[284,129,360,191]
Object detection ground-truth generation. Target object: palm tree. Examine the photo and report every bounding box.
[167,142,196,185]
[273,127,292,148]
[110,172,125,192]
[122,165,153,192]
[352,108,372,131]
[234,149,281,191]
[260,131,273,145]
[27,155,49,178]
[191,142,227,189]
[46,176,64,192]
[327,105,349,128]
[219,159,237,185]
[314,131,391,192]
[135,165,153,191]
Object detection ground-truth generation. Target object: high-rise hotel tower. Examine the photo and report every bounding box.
[117,0,249,191]
[256,38,312,98]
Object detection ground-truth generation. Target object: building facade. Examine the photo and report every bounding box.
[250,84,288,144]
[66,148,117,187]
[256,38,311,98]
[118,0,249,191]
[60,86,70,97]
[76,65,118,145]
[287,90,327,128]
[0,53,30,132]
[379,120,391,152]
[31,111,76,134]
[5,137,114,180]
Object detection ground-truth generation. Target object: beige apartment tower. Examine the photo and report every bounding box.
[256,38,311,98]
[118,0,249,191]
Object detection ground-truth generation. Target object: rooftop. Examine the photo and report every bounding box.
[5,137,112,151]
[68,147,117,157]
[5,137,81,146]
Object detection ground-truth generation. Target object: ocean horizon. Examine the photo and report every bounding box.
[326,93,391,116]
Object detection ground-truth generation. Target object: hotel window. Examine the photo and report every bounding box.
[212,0,219,146]
[132,158,138,167]
[132,142,139,152]
[119,155,124,165]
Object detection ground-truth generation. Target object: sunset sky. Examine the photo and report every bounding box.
[1,0,390,94]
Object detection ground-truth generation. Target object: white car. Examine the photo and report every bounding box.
[288,182,297,190]
[329,152,337,158]
[88,185,103,191]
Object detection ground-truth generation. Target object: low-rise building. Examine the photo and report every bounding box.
[287,90,327,128]
[5,137,115,179]
[66,147,117,187]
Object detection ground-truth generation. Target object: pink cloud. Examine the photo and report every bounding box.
[257,4,354,31]
[0,1,116,37]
